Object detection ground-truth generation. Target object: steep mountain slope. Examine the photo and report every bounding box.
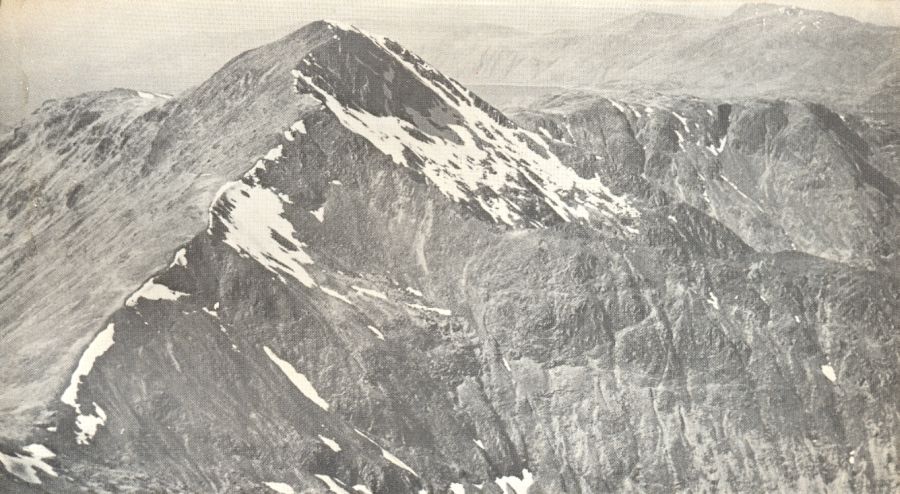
[397,3,898,115]
[0,20,898,493]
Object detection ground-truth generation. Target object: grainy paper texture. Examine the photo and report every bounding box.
[1,1,898,492]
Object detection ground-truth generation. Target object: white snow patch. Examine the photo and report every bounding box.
[538,127,553,139]
[706,292,720,310]
[720,174,763,211]
[263,346,330,410]
[0,444,57,484]
[474,439,486,450]
[352,285,389,301]
[608,99,627,114]
[318,434,342,452]
[264,482,296,494]
[667,215,678,224]
[367,325,386,340]
[716,136,727,154]
[821,364,837,383]
[315,475,350,494]
[291,120,307,134]
[126,278,188,307]
[495,469,534,494]
[171,248,188,267]
[353,485,374,494]
[202,307,218,318]
[406,303,451,316]
[706,109,715,116]
[137,91,156,100]
[672,112,689,132]
[406,286,424,297]
[210,177,316,288]
[382,448,418,477]
[353,428,419,477]
[708,136,728,156]
[264,145,283,161]
[794,315,801,323]
[61,323,114,409]
[283,130,295,141]
[628,105,641,119]
[61,323,115,444]
[311,206,325,222]
[674,130,685,151]
[330,180,343,185]
[74,403,107,445]
[450,483,466,494]
[321,286,354,305]
[502,358,511,372]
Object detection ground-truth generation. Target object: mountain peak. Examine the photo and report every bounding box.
[290,22,640,230]
[727,2,867,25]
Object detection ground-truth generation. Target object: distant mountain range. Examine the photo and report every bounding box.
[398,3,898,115]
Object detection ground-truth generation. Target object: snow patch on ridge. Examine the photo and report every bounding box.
[126,278,188,307]
[209,145,316,288]
[61,323,116,444]
[263,346,330,410]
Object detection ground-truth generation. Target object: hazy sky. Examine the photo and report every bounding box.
[1,0,898,125]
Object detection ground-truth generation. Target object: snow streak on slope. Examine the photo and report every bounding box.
[318,434,341,452]
[294,23,639,233]
[209,145,316,288]
[0,444,57,484]
[60,323,115,444]
[263,346,330,411]
[354,428,419,477]
[316,474,351,494]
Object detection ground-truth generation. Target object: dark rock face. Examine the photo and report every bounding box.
[1,21,898,494]
[512,94,900,272]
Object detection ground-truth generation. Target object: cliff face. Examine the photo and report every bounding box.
[0,21,897,494]
[512,94,900,271]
